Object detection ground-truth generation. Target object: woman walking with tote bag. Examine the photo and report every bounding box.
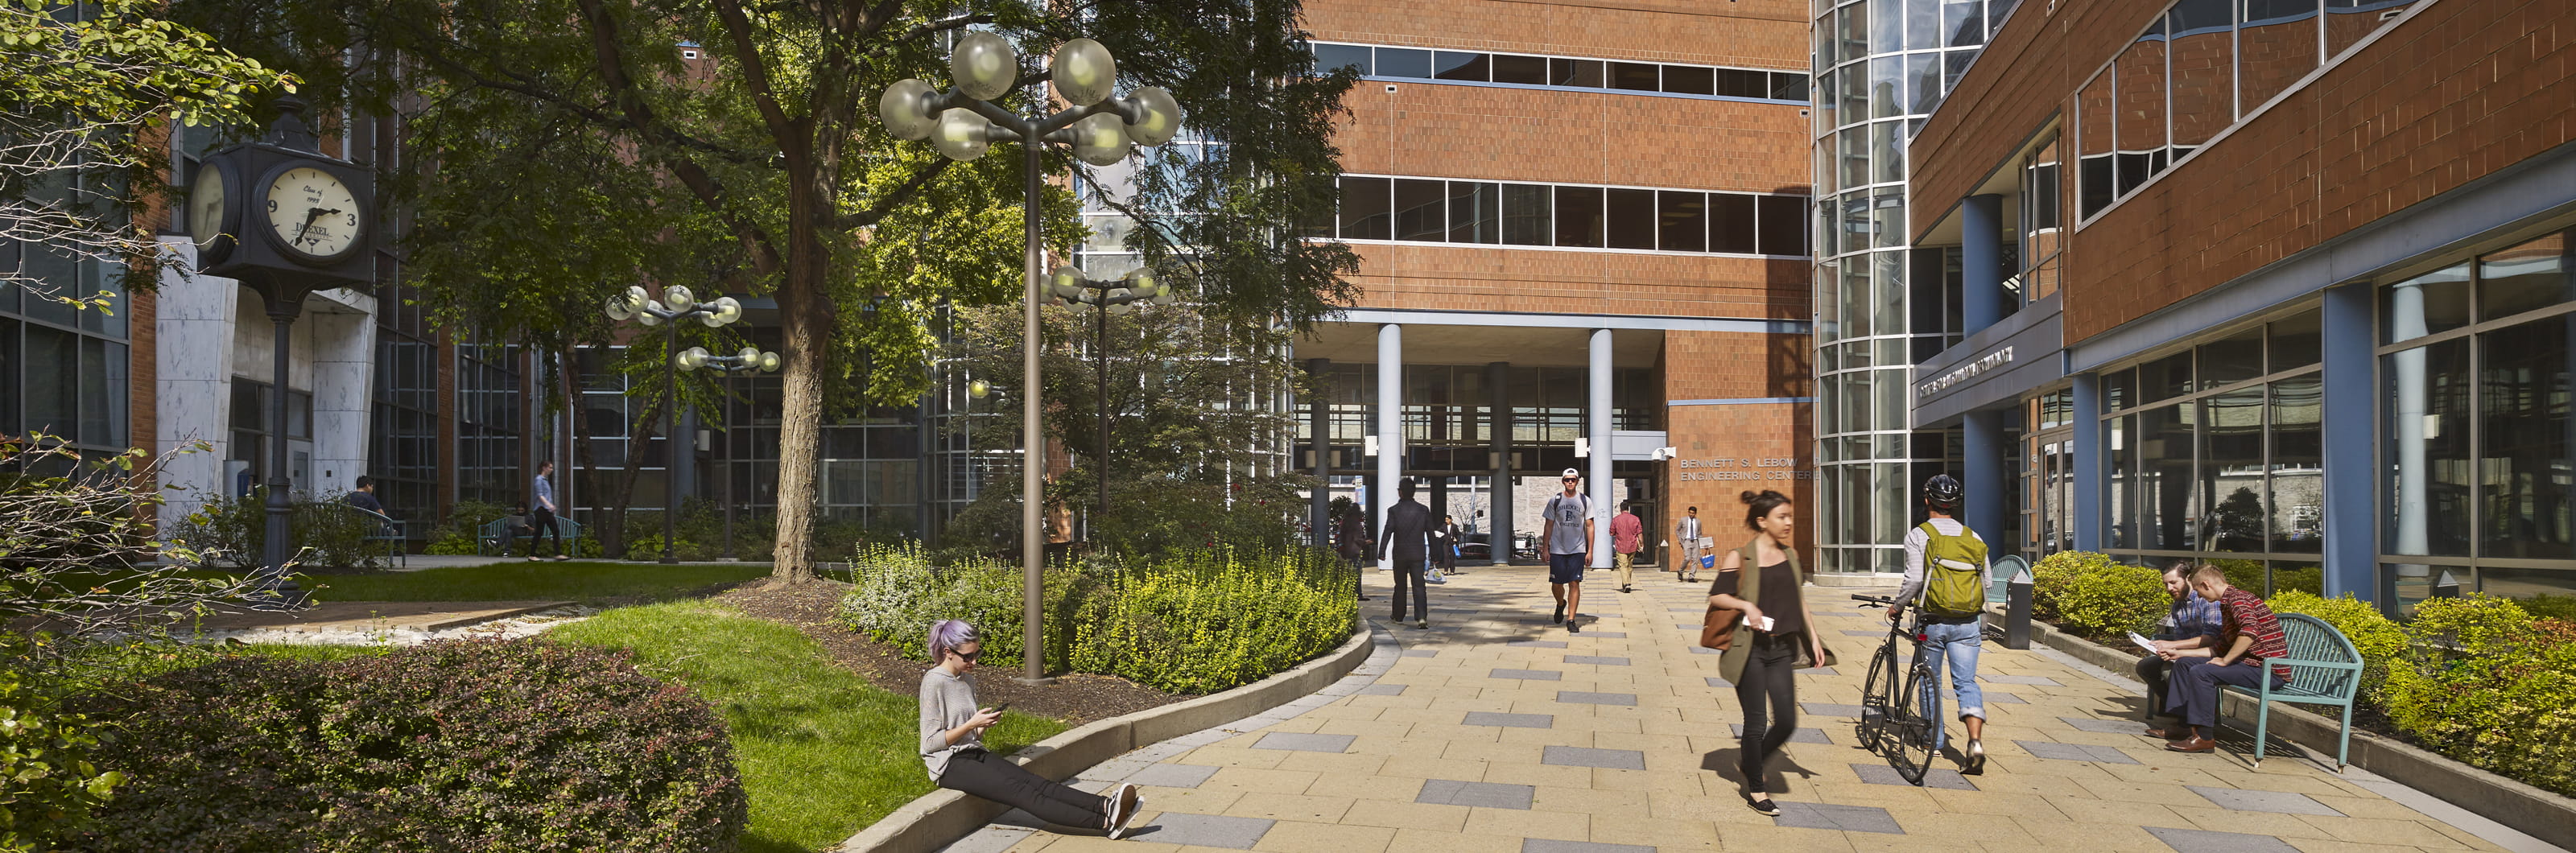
[1704,489,1830,816]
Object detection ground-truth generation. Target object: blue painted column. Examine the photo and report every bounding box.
[2321,282,2376,601]
[1961,194,2006,332]
[1962,407,2009,555]
[2071,371,2104,551]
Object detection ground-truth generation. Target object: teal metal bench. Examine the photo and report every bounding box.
[1988,554,2029,604]
[478,516,584,557]
[340,504,407,569]
[2220,612,2364,769]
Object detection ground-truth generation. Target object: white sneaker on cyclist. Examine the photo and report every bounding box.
[1963,739,1987,775]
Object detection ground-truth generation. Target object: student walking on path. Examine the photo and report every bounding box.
[1542,468,1594,633]
[1674,505,1705,583]
[1610,504,1643,593]
[523,461,567,561]
[1707,489,1826,816]
[1377,479,1436,629]
[1894,474,1993,773]
[919,620,1143,839]
[1438,515,1465,576]
[1333,503,1370,602]
[2155,563,2292,753]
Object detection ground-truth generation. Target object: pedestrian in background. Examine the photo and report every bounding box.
[1675,505,1705,583]
[525,461,567,562]
[1377,478,1435,629]
[1611,503,1643,593]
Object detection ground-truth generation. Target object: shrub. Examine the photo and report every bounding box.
[1068,550,1356,694]
[0,674,122,853]
[2209,558,2267,595]
[167,491,388,571]
[2380,595,2576,797]
[839,545,1354,693]
[2052,561,2169,641]
[2516,593,2576,623]
[67,639,747,851]
[2028,550,2122,620]
[2268,591,2408,702]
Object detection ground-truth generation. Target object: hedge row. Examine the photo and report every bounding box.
[2029,551,2576,797]
[837,546,1357,694]
[64,640,746,852]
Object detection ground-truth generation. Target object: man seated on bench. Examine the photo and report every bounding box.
[344,476,389,519]
[2137,563,2223,727]
[2153,562,2290,753]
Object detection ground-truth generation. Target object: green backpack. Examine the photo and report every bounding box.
[1918,521,1988,618]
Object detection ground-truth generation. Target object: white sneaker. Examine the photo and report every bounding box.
[1106,783,1141,839]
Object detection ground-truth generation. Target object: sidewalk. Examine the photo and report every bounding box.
[956,566,2538,853]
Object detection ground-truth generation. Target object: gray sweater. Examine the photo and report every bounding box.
[918,667,980,781]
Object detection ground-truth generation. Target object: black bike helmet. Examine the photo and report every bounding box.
[1923,474,1964,511]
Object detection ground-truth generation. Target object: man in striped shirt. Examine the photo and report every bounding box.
[2155,562,2291,753]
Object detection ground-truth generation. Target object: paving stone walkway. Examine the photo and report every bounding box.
[947,567,2540,853]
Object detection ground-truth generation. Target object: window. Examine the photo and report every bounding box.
[1555,186,1604,248]
[1662,65,1714,96]
[1432,51,1488,81]
[1709,193,1757,254]
[1313,43,1372,75]
[2115,21,2169,194]
[1375,47,1430,79]
[2239,0,2318,109]
[1770,72,1810,101]
[1592,188,1649,251]
[1503,183,1550,245]
[1492,54,1547,84]
[1550,58,1602,88]
[1757,195,1807,256]
[2076,69,2115,218]
[1610,62,1659,92]
[2020,135,2062,300]
[1390,179,1445,241]
[1447,182,1500,244]
[2326,0,2417,58]
[1338,177,1392,241]
[1657,192,1707,252]
[2168,0,2235,149]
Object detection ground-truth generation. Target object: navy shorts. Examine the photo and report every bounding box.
[1548,552,1587,584]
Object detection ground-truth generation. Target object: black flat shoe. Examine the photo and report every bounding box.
[1748,797,1781,817]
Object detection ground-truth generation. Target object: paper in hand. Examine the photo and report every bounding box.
[2128,632,2158,653]
[1757,616,1777,633]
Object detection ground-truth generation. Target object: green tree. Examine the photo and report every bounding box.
[940,299,1308,559]
[0,0,292,300]
[180,0,1357,581]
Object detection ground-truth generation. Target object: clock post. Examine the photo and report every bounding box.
[192,96,377,609]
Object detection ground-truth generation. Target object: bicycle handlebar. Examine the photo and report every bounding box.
[1850,594,1897,607]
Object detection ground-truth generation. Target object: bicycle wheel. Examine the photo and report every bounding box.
[1858,641,1897,751]
[1892,663,1938,785]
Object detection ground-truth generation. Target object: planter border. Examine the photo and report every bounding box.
[830,624,1381,853]
[2023,616,2576,851]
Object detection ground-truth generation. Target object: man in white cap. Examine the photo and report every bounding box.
[1541,468,1594,633]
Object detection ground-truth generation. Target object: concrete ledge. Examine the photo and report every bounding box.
[832,624,1378,853]
[2025,617,2576,851]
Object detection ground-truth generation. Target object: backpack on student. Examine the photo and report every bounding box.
[1917,521,1988,618]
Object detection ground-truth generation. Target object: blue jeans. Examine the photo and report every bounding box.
[1912,618,1985,752]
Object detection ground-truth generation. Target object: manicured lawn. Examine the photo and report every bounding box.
[292,560,773,605]
[551,601,1067,853]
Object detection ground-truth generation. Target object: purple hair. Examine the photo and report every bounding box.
[928,620,979,661]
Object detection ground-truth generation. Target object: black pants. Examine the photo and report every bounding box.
[1735,631,1803,793]
[937,748,1107,830]
[520,508,562,557]
[1391,558,1429,621]
[2136,654,2174,720]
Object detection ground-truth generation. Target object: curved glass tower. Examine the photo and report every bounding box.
[1810,0,2017,574]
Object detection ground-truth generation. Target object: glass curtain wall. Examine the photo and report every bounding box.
[1812,0,2018,573]
[2098,309,2323,595]
[0,241,130,468]
[456,344,523,509]
[2380,229,2576,612]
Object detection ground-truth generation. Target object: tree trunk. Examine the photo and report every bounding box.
[767,182,832,584]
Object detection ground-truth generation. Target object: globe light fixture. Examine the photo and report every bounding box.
[968,378,991,398]
[932,108,997,162]
[879,78,941,141]
[663,284,696,313]
[605,286,749,564]
[1051,39,1117,106]
[605,292,638,321]
[758,351,782,372]
[1070,112,1133,167]
[949,32,1019,101]
[677,345,711,370]
[1120,87,1182,146]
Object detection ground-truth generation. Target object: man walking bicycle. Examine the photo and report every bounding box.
[1542,468,1593,633]
[1894,474,1992,773]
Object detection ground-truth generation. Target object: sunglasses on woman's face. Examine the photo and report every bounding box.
[955,649,982,662]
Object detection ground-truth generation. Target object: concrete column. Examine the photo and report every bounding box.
[1307,358,1331,546]
[1377,324,1402,571]
[307,307,375,496]
[1588,328,1613,567]
[2321,282,2376,601]
[2071,371,2103,551]
[1488,361,1513,565]
[1962,193,2005,332]
[153,249,240,529]
[1963,407,2009,554]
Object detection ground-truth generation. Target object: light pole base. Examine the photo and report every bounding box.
[1010,676,1058,686]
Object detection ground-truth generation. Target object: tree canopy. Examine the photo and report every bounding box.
[175,0,1359,578]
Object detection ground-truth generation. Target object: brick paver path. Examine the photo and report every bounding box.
[954,567,2518,853]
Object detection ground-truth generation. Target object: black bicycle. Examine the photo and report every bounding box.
[1852,594,1938,785]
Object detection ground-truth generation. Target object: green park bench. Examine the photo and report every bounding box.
[2223,612,2365,769]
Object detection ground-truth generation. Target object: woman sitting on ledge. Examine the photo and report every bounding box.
[919,620,1142,839]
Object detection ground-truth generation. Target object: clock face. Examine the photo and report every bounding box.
[188,164,227,249]
[263,166,363,262]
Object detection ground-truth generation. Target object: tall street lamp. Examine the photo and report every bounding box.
[1048,264,1170,529]
[680,344,781,562]
[605,284,748,564]
[881,34,1180,684]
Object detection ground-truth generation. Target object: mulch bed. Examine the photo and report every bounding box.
[712,579,1192,725]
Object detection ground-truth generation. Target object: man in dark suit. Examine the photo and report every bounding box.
[1376,478,1436,629]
